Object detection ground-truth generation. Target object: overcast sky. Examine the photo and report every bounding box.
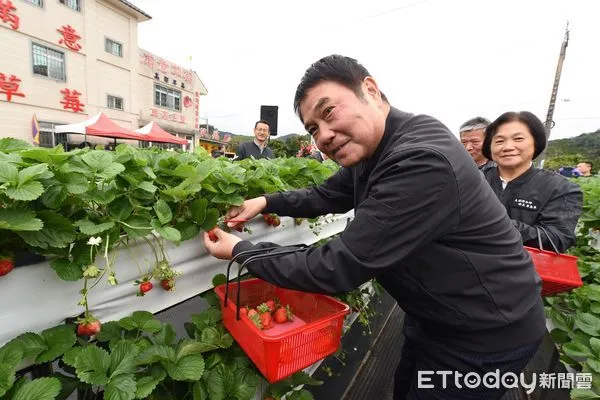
[133,0,600,140]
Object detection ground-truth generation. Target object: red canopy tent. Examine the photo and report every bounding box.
[135,122,188,145]
[54,112,147,142]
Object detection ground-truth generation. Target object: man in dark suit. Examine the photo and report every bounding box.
[235,120,275,160]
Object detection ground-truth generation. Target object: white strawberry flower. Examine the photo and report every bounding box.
[87,236,102,246]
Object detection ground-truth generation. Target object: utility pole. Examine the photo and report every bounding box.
[536,22,570,168]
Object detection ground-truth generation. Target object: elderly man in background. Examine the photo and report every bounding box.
[459,117,495,172]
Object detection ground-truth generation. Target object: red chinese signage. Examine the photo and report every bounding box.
[57,25,82,52]
[194,91,200,130]
[0,0,19,30]
[0,73,25,102]
[140,52,193,84]
[149,108,185,124]
[60,89,84,113]
[141,53,155,69]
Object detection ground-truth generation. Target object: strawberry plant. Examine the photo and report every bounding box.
[544,177,600,398]
[0,138,339,331]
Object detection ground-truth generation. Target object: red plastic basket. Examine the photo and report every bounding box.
[525,246,582,296]
[214,278,350,383]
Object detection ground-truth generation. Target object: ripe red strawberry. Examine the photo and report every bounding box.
[265,300,275,312]
[0,257,14,277]
[257,303,273,329]
[239,307,248,317]
[208,229,218,242]
[274,305,293,323]
[262,214,272,225]
[160,279,174,291]
[77,319,101,336]
[248,309,258,318]
[137,280,153,296]
[260,312,272,329]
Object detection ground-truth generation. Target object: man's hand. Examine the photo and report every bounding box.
[225,196,267,229]
[203,227,242,260]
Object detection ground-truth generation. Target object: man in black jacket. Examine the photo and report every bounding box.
[204,55,545,399]
[235,120,275,160]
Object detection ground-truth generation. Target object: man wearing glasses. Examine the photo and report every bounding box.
[235,120,275,160]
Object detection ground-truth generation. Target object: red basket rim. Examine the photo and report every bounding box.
[214,279,351,342]
[524,246,579,260]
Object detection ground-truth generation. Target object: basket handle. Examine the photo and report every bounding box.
[536,225,560,254]
[233,245,310,320]
[224,246,282,308]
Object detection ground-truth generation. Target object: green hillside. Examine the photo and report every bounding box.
[545,129,600,171]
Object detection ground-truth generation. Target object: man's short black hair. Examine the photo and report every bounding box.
[293,55,388,122]
[255,120,270,130]
[482,111,547,160]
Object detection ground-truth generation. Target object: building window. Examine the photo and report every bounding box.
[154,84,181,111]
[107,95,123,110]
[24,0,43,6]
[38,122,59,148]
[104,38,122,57]
[59,0,80,11]
[32,43,66,81]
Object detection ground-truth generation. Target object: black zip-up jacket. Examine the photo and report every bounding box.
[235,141,275,161]
[233,107,546,353]
[483,166,583,253]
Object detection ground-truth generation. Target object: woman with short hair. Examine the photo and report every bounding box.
[482,111,583,252]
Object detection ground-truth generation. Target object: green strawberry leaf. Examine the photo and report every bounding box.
[138,181,157,193]
[121,215,152,237]
[8,332,46,360]
[0,162,18,184]
[82,151,112,170]
[74,218,115,235]
[62,347,84,368]
[0,345,22,367]
[5,180,44,201]
[109,341,140,377]
[41,185,68,209]
[135,375,163,399]
[166,353,204,381]
[18,211,76,249]
[118,311,161,333]
[154,199,173,225]
[0,209,43,231]
[74,345,111,385]
[37,325,77,363]
[11,376,61,400]
[570,389,600,399]
[199,208,219,231]
[50,258,83,281]
[0,363,16,398]
[104,374,136,400]
[0,138,32,153]
[156,226,181,242]
[190,198,208,225]
[18,163,51,184]
[575,313,600,336]
[136,345,176,365]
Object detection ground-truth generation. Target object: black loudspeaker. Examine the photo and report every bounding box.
[260,105,278,136]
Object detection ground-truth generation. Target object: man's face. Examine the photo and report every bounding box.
[490,121,535,170]
[299,79,386,168]
[577,163,591,175]
[254,123,269,142]
[460,129,486,165]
